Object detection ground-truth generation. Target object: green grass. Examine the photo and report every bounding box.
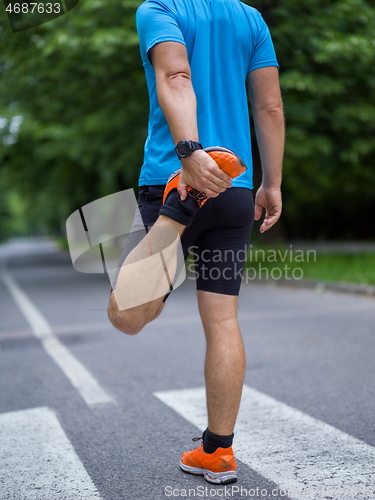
[245,247,375,286]
[54,236,69,251]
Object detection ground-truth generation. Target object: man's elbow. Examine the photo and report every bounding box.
[155,69,194,105]
[164,71,192,88]
[167,70,191,80]
[156,67,191,86]
[258,102,284,124]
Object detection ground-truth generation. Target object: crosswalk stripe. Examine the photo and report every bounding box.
[0,406,102,499]
[2,272,114,406]
[154,385,375,499]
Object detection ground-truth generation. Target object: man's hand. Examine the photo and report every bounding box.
[254,185,282,233]
[177,149,232,200]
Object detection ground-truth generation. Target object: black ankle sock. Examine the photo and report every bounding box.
[159,189,201,226]
[203,428,234,454]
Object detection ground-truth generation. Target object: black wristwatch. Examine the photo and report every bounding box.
[175,140,203,159]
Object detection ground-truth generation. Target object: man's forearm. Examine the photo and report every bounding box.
[253,106,285,189]
[156,72,199,144]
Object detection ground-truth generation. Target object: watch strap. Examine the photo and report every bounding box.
[175,140,203,159]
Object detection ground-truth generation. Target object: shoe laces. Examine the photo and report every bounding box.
[192,436,203,442]
[187,189,208,207]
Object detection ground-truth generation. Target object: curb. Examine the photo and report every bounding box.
[251,278,375,297]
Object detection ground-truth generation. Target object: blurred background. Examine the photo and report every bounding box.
[0,0,374,283]
[1,4,374,497]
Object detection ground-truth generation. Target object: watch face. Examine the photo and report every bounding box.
[177,141,191,157]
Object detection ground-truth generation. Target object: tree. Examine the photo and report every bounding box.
[0,0,146,235]
[250,0,375,239]
[1,0,375,239]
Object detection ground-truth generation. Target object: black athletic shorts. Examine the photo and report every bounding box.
[118,185,254,296]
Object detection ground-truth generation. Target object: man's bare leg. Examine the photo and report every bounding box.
[108,215,185,335]
[197,291,245,435]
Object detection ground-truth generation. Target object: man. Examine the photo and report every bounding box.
[108,0,284,485]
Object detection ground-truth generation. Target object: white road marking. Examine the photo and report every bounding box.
[155,385,375,499]
[2,272,114,406]
[0,406,102,500]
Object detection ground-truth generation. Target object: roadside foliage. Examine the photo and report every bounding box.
[0,0,374,240]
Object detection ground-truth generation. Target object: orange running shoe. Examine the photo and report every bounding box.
[162,146,247,208]
[180,442,237,484]
[204,146,247,179]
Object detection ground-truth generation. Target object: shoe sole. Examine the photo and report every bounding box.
[180,461,237,485]
[204,146,247,178]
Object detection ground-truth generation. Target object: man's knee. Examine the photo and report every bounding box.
[107,292,163,335]
[107,308,142,335]
[107,292,144,335]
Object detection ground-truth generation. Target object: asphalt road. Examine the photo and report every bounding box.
[0,238,374,500]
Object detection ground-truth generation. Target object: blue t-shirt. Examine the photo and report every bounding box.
[136,0,278,188]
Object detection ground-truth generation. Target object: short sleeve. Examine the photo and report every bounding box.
[249,12,279,73]
[136,1,186,64]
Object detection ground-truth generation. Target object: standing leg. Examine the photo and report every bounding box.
[179,290,243,484]
[197,290,245,436]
